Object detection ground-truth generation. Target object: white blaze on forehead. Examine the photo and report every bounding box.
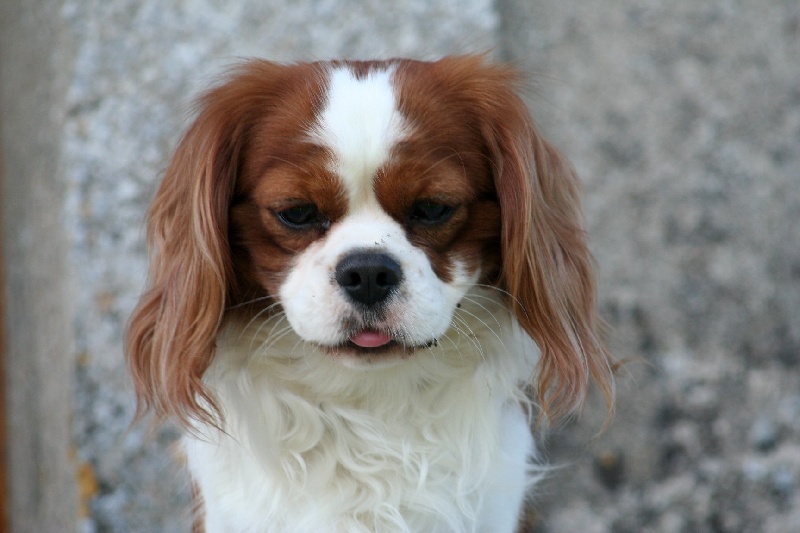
[311,66,407,209]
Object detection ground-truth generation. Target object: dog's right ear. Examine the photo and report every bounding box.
[125,61,291,428]
[466,56,616,424]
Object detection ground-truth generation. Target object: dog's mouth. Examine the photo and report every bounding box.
[325,328,438,358]
[349,330,393,349]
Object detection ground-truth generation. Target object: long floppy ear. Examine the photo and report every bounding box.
[125,69,259,428]
[481,65,615,423]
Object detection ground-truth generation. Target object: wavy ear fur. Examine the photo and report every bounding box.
[125,62,288,427]
[473,58,615,423]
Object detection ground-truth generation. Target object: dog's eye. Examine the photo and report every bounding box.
[276,204,327,229]
[410,200,455,225]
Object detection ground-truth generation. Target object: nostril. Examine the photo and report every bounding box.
[335,251,403,306]
[341,271,362,288]
[375,271,397,288]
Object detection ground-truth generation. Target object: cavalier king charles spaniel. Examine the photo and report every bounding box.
[126,55,614,533]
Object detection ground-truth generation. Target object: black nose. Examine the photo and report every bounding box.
[335,251,403,307]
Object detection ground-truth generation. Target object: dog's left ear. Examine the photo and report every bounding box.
[125,61,291,428]
[476,60,615,423]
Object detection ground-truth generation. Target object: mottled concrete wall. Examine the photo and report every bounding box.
[498,2,800,531]
[1,0,798,531]
[0,1,79,531]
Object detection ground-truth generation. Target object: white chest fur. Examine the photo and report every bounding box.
[185,291,538,533]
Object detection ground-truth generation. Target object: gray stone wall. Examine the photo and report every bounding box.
[1,1,797,532]
[1,1,79,531]
[500,2,800,532]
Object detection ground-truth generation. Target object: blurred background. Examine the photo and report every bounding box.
[1,0,798,531]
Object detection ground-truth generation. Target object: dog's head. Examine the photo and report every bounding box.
[126,55,614,427]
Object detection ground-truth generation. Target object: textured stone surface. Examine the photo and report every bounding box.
[0,1,79,531]
[2,0,798,531]
[499,1,800,531]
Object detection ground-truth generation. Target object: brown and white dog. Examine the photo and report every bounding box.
[126,55,614,532]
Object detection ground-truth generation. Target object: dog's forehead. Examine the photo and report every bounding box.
[309,65,407,211]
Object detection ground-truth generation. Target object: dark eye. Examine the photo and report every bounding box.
[275,204,327,229]
[410,200,456,225]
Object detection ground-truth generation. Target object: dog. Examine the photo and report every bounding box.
[126,55,614,532]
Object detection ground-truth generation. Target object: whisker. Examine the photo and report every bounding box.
[245,307,287,352]
[243,324,296,374]
[437,328,468,363]
[455,307,507,352]
[471,284,529,319]
[438,331,463,358]
[459,296,504,331]
[237,303,282,345]
[264,312,291,341]
[226,295,273,311]
[450,315,486,362]
[459,291,506,309]
[289,337,307,359]
[257,324,295,355]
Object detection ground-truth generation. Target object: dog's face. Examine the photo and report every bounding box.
[230,65,500,362]
[126,56,614,426]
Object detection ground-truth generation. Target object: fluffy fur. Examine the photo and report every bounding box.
[126,55,614,532]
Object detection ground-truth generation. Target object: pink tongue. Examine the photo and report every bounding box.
[350,330,392,348]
